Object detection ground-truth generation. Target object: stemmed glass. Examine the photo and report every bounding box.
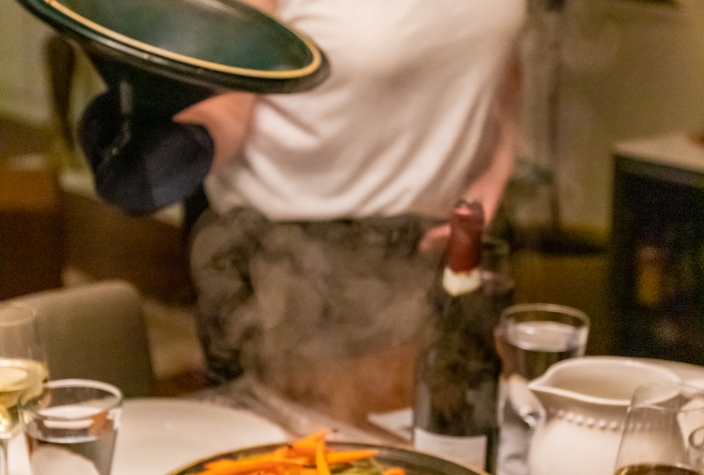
[0,304,48,475]
[614,382,704,475]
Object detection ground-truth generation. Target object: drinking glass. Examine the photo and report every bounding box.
[20,379,122,475]
[0,304,48,475]
[615,382,704,475]
[480,236,515,319]
[494,303,589,475]
[496,303,590,382]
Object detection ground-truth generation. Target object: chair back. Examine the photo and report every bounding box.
[9,280,155,397]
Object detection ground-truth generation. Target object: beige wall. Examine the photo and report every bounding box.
[517,0,704,234]
[0,1,102,128]
[0,1,53,124]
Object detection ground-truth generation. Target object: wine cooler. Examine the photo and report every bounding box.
[611,134,704,365]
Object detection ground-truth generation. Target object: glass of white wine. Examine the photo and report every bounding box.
[614,382,704,475]
[0,304,48,475]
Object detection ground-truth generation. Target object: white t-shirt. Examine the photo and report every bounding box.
[205,0,526,221]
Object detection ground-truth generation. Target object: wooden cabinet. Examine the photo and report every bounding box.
[0,167,63,299]
[611,133,704,364]
[0,2,102,129]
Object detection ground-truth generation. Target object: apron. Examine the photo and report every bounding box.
[189,207,442,383]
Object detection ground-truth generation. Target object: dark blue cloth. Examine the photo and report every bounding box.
[79,91,214,215]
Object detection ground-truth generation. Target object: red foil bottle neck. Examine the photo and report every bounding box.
[446,200,484,273]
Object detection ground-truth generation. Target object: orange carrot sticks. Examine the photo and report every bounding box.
[289,428,333,455]
[315,439,331,475]
[192,428,388,475]
[199,458,304,475]
[324,450,379,465]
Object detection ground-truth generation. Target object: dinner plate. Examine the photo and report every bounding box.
[9,398,289,475]
[169,442,481,475]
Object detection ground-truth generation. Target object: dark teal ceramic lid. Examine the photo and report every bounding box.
[16,0,329,94]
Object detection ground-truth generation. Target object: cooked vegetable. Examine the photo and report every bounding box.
[382,468,407,475]
[315,439,331,475]
[191,429,406,475]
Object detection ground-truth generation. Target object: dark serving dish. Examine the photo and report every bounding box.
[16,0,329,115]
[170,442,483,475]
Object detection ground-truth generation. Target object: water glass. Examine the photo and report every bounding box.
[20,379,122,475]
[496,303,590,382]
[494,303,589,475]
[615,382,704,475]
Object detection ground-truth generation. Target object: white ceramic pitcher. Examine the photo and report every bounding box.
[527,356,680,475]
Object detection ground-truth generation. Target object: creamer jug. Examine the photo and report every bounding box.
[527,356,680,475]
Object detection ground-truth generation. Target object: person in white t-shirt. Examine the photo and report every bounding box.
[173,0,525,384]
[79,0,526,390]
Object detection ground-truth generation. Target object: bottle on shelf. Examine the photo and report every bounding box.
[412,200,503,474]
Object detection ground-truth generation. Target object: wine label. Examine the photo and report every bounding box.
[413,428,487,472]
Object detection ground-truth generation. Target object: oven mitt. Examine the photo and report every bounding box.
[78,89,214,215]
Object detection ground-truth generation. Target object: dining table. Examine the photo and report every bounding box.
[8,355,704,475]
[9,342,417,475]
[188,357,704,434]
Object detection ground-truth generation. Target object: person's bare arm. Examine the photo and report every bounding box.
[418,51,522,253]
[174,92,257,172]
[463,50,522,223]
[173,0,278,172]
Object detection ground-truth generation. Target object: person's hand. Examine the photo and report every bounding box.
[240,0,277,14]
[417,223,450,254]
[417,194,500,254]
[174,92,257,173]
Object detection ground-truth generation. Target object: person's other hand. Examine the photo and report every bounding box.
[418,223,450,255]
[174,92,256,173]
[241,0,277,14]
[417,195,499,254]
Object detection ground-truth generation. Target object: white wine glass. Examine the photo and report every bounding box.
[614,382,704,475]
[0,304,48,475]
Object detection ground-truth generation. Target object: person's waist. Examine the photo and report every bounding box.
[230,205,442,249]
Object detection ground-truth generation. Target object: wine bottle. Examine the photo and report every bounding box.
[412,200,501,473]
